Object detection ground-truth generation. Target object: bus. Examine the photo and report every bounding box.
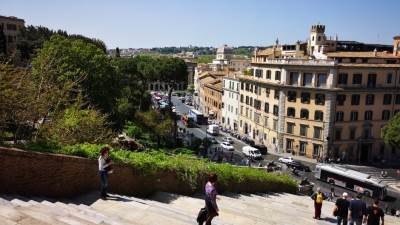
[188,109,207,125]
[182,114,195,128]
[315,164,387,200]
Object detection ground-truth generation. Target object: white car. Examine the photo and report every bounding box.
[278,157,294,164]
[242,146,262,159]
[220,142,234,151]
[222,137,234,144]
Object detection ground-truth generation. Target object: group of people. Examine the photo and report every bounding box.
[311,188,385,225]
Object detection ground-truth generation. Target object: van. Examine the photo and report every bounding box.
[207,124,219,136]
[242,146,262,160]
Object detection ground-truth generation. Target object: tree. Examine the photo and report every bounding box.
[135,110,174,147]
[115,47,120,58]
[382,113,400,149]
[0,29,7,56]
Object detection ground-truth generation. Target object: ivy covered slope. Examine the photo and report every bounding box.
[24,143,297,194]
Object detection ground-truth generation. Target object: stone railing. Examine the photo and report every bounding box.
[253,58,336,66]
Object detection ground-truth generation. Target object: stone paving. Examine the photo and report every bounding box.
[0,191,398,225]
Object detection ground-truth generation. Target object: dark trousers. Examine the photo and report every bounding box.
[314,202,322,218]
[100,170,108,197]
[337,216,347,225]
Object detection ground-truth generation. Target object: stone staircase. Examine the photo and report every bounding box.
[0,192,398,225]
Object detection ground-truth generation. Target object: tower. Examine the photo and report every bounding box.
[308,24,326,56]
[394,36,400,56]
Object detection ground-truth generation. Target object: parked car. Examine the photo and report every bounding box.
[220,142,234,151]
[222,137,234,144]
[206,136,218,144]
[278,157,294,164]
[242,146,262,160]
[286,161,311,172]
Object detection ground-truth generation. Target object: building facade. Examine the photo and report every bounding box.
[221,74,240,131]
[0,15,25,55]
[197,72,226,121]
[238,25,400,163]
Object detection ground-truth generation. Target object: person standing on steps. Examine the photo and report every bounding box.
[98,147,113,199]
[348,193,366,225]
[335,192,350,225]
[311,187,326,219]
[205,173,219,225]
[364,198,384,225]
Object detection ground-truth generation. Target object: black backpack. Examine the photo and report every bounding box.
[196,207,208,224]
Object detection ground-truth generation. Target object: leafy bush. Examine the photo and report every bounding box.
[20,143,297,193]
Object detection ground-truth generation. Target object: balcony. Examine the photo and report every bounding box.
[252,58,336,67]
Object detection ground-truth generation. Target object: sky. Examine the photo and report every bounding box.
[1,0,399,49]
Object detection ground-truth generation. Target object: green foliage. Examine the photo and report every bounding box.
[243,68,253,76]
[382,113,400,148]
[20,143,297,193]
[123,121,142,139]
[39,104,112,146]
[194,55,214,64]
[187,84,195,94]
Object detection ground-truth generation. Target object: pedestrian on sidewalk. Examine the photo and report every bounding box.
[311,187,326,219]
[98,147,113,199]
[328,187,336,201]
[334,192,349,225]
[363,198,384,225]
[348,193,366,225]
[204,173,219,225]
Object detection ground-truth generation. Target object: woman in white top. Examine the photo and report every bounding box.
[98,147,112,199]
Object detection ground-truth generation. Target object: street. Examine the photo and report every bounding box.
[171,95,400,210]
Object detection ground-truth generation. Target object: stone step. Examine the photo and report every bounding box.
[0,204,24,221]
[17,205,69,225]
[0,215,18,225]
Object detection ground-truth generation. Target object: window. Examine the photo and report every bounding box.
[365,111,373,120]
[335,129,342,140]
[286,139,293,151]
[314,127,322,139]
[366,94,375,105]
[336,111,344,122]
[273,105,279,116]
[367,74,376,88]
[301,92,310,104]
[317,73,327,87]
[363,128,371,138]
[264,116,268,127]
[351,94,360,105]
[265,88,270,97]
[350,111,358,121]
[303,73,313,87]
[300,124,308,136]
[255,69,263,78]
[250,97,253,106]
[338,73,348,85]
[254,99,261,110]
[254,112,260,124]
[273,119,278,130]
[314,110,323,121]
[274,90,279,99]
[240,94,243,103]
[350,128,356,139]
[313,144,321,156]
[383,94,392,105]
[396,94,400,104]
[264,103,269,113]
[315,94,325,105]
[382,110,390,120]
[266,70,271,79]
[287,123,294,134]
[299,142,306,154]
[245,96,249,105]
[336,95,346,105]
[350,58,356,63]
[254,85,258,94]
[287,107,295,117]
[289,72,299,85]
[287,91,296,102]
[300,109,309,119]
[386,73,393,84]
[352,74,362,85]
[241,82,244,90]
[275,71,281,81]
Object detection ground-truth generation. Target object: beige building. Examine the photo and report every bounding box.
[0,15,25,55]
[239,25,400,163]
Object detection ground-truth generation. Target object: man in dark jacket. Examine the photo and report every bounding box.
[335,192,350,225]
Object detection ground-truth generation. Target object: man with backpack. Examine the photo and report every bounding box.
[311,187,326,219]
[348,193,366,225]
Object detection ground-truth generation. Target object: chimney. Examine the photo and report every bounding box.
[373,48,377,57]
[394,36,400,56]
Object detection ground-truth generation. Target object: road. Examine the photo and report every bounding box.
[171,96,400,210]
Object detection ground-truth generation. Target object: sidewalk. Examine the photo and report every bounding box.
[268,150,318,165]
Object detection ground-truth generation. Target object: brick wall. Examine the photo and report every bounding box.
[0,147,193,198]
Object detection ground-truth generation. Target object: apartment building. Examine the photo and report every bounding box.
[197,72,227,121]
[239,25,400,163]
[0,15,25,55]
[221,73,241,131]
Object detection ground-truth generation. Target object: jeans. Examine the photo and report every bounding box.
[100,170,108,197]
[337,216,347,225]
[349,218,362,225]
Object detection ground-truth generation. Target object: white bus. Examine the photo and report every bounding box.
[315,164,387,200]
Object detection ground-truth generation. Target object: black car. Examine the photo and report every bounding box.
[286,161,311,172]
